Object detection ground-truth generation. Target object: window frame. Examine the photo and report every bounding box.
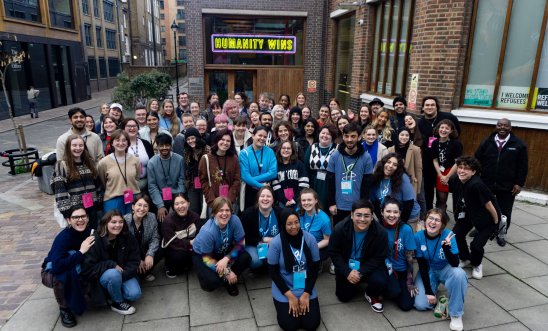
[105,29,116,49]
[84,24,93,46]
[461,0,548,112]
[103,0,114,22]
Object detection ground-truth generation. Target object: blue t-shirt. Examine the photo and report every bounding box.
[327,150,373,211]
[239,145,277,189]
[350,230,367,260]
[414,228,458,271]
[299,209,332,243]
[192,215,245,256]
[267,232,320,302]
[373,173,421,220]
[258,210,279,239]
[385,223,416,272]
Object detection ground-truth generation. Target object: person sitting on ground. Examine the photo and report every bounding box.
[297,188,331,263]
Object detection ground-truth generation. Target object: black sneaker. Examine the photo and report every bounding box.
[59,308,77,328]
[224,282,239,296]
[496,236,507,247]
[111,301,136,315]
[469,229,478,237]
[165,269,177,279]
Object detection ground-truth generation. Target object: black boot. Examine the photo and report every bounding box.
[59,308,77,328]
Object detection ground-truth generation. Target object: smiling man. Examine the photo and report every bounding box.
[56,107,104,162]
[328,199,388,312]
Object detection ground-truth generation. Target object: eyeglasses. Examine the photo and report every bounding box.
[125,125,138,129]
[71,215,88,221]
[427,216,442,223]
[353,213,371,220]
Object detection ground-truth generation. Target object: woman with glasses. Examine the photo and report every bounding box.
[121,118,154,191]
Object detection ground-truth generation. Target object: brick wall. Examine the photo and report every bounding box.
[185,0,326,109]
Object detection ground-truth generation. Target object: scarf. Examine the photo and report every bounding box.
[364,140,379,165]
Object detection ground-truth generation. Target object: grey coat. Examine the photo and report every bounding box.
[124,212,160,258]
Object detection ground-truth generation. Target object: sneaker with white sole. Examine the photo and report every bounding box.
[329,262,335,275]
[165,269,177,279]
[144,274,155,282]
[111,301,136,315]
[458,259,470,268]
[450,315,464,331]
[472,264,483,279]
[364,293,383,313]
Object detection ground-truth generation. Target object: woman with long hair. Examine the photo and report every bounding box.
[146,98,159,113]
[300,118,319,152]
[361,125,389,168]
[272,141,309,207]
[182,128,210,215]
[404,114,423,149]
[235,92,249,116]
[52,134,102,229]
[317,105,332,127]
[85,115,96,133]
[373,109,395,148]
[249,109,261,131]
[82,210,141,315]
[358,105,373,128]
[270,121,303,159]
[388,127,423,195]
[268,209,321,331]
[292,92,306,112]
[159,99,182,137]
[121,118,154,191]
[100,115,118,155]
[335,116,350,145]
[288,108,304,138]
[301,106,312,121]
[370,153,420,229]
[206,100,223,132]
[138,111,172,153]
[297,188,331,262]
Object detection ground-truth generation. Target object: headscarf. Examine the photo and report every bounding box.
[279,209,312,273]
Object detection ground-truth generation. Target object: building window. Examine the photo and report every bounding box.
[160,13,164,19]
[103,0,113,22]
[93,0,99,17]
[334,15,355,110]
[160,26,165,32]
[108,57,120,77]
[176,9,185,20]
[106,29,116,49]
[48,0,75,29]
[96,26,103,48]
[369,0,414,96]
[176,0,183,6]
[178,36,186,47]
[179,48,187,61]
[98,57,107,78]
[159,0,164,10]
[3,0,42,22]
[463,0,548,111]
[84,24,93,46]
[88,57,98,79]
[177,22,185,33]
[82,0,89,15]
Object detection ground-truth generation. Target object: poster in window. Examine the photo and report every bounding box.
[533,87,548,110]
[496,86,530,109]
[463,84,493,107]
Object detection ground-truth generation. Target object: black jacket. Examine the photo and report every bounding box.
[328,216,388,277]
[241,206,287,247]
[474,132,528,191]
[82,232,140,282]
[418,111,461,172]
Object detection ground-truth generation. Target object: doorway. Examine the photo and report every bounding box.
[205,70,256,104]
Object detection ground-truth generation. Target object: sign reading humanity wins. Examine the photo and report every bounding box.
[211,34,296,54]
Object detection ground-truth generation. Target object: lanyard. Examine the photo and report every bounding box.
[379,178,391,205]
[258,210,272,238]
[159,156,172,185]
[252,147,264,173]
[352,230,366,258]
[215,154,227,182]
[424,232,442,264]
[340,155,357,176]
[302,212,316,232]
[130,140,139,158]
[290,236,305,265]
[114,154,128,186]
[217,220,230,244]
[319,144,333,157]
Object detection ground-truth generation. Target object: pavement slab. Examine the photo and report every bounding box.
[1,297,59,331]
[123,316,189,331]
[522,275,548,297]
[521,223,548,240]
[514,240,548,264]
[504,224,543,244]
[485,248,548,279]
[52,306,124,331]
[124,283,189,324]
[248,288,277,327]
[509,304,548,331]
[321,302,394,330]
[192,318,257,331]
[188,285,253,327]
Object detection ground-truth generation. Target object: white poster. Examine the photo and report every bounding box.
[497,86,530,109]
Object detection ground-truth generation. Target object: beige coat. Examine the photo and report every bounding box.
[388,144,422,195]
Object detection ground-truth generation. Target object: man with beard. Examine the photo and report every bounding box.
[176,92,190,119]
[259,112,274,145]
[391,96,415,130]
[474,118,528,247]
[56,107,104,162]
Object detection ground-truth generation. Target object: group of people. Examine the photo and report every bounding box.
[42,91,528,331]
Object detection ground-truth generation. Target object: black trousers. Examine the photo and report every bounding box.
[384,270,414,311]
[492,189,515,230]
[274,297,321,331]
[244,185,259,211]
[192,251,251,291]
[164,248,192,275]
[423,171,436,212]
[453,218,496,266]
[335,267,388,302]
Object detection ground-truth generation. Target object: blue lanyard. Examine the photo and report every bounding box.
[258,210,271,238]
[352,231,366,258]
[290,236,305,265]
[216,219,230,243]
[301,212,316,232]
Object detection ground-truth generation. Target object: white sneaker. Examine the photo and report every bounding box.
[329,262,335,275]
[458,259,470,268]
[450,316,463,331]
[472,264,483,279]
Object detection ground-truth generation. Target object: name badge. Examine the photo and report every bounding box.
[219,184,229,198]
[341,180,352,195]
[284,187,295,201]
[458,212,466,219]
[82,193,94,209]
[162,187,173,201]
[439,166,445,172]
[349,259,360,271]
[385,258,393,276]
[194,176,202,189]
[293,271,306,290]
[257,243,268,259]
[123,189,134,204]
[428,136,438,148]
[316,171,326,181]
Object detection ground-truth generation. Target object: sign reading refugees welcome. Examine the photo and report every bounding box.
[211,34,297,54]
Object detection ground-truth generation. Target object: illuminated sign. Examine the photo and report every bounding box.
[211,34,296,54]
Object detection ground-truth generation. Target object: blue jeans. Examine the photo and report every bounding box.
[245,245,267,270]
[99,269,141,303]
[103,196,132,215]
[414,264,467,317]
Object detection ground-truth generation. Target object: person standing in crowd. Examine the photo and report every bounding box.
[404,114,424,148]
[288,108,304,138]
[123,195,160,282]
[259,92,272,112]
[82,211,141,315]
[414,208,467,331]
[272,104,287,129]
[195,118,210,144]
[304,124,338,210]
[388,127,423,195]
[109,103,124,127]
[235,92,249,116]
[301,106,312,121]
[380,198,417,311]
[328,199,388,312]
[27,85,40,118]
[300,118,319,153]
[182,128,210,215]
[190,101,206,123]
[391,96,414,130]
[147,133,185,222]
[317,105,332,127]
[176,92,190,118]
[329,98,341,114]
[223,99,241,125]
[370,153,421,229]
[358,105,373,128]
[259,112,275,145]
[57,108,104,163]
[97,130,140,215]
[95,103,111,133]
[52,135,103,229]
[134,105,148,128]
[297,188,331,262]
[146,98,160,114]
[85,115,96,133]
[432,120,462,213]
[100,116,118,155]
[192,197,251,296]
[327,122,374,225]
[372,109,395,148]
[42,205,95,327]
[330,108,342,124]
[450,156,500,280]
[139,111,172,153]
[278,94,291,114]
[239,126,278,209]
[369,98,384,116]
[205,93,219,120]
[272,141,309,208]
[292,92,307,112]
[268,210,321,331]
[121,119,154,191]
[159,99,182,137]
[270,121,303,160]
[161,193,203,278]
[474,118,528,247]
[232,116,252,154]
[418,96,461,212]
[207,101,223,132]
[241,186,284,273]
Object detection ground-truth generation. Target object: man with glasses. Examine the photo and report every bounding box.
[328,199,388,313]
